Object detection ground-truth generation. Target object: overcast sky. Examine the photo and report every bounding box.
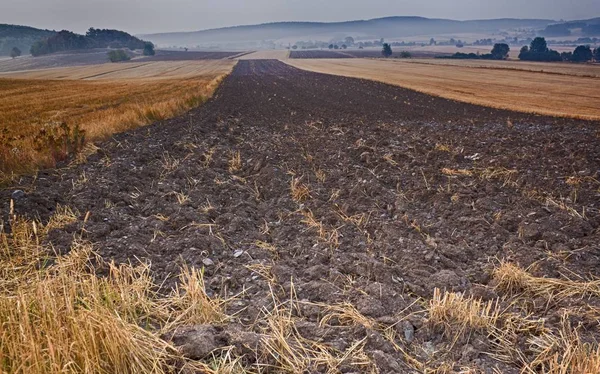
[3,0,599,35]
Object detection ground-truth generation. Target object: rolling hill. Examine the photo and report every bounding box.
[140,16,556,48]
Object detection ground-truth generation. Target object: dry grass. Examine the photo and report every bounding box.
[284,59,600,120]
[0,208,226,374]
[259,288,376,373]
[492,261,600,301]
[523,317,600,374]
[299,209,340,248]
[290,175,311,202]
[427,289,501,341]
[228,150,242,173]
[0,61,234,179]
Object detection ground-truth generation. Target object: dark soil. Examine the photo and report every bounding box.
[3,60,600,372]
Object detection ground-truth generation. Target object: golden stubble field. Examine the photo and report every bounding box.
[0,60,235,178]
[284,58,600,120]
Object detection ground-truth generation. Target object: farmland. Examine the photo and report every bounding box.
[237,50,290,59]
[400,57,600,77]
[3,60,600,373]
[285,58,600,119]
[0,49,138,72]
[0,60,234,177]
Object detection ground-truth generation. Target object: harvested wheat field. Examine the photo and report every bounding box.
[3,60,600,373]
[285,58,600,120]
[0,60,234,177]
[399,58,600,78]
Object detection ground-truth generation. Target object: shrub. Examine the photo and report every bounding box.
[382,43,392,57]
[400,51,412,58]
[108,49,131,62]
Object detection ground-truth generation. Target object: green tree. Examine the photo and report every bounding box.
[382,43,393,57]
[429,38,436,45]
[10,47,21,59]
[400,51,412,58]
[571,45,593,62]
[490,43,510,60]
[595,47,600,61]
[345,36,355,45]
[143,42,155,56]
[530,37,548,53]
[328,44,334,49]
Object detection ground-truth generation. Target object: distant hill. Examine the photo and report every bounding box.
[0,24,56,56]
[140,16,556,48]
[541,17,600,37]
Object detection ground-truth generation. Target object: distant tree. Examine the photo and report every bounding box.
[108,49,130,62]
[184,47,188,52]
[456,42,464,48]
[10,47,21,59]
[341,44,347,49]
[400,51,412,58]
[328,44,334,49]
[143,42,155,56]
[333,45,339,50]
[345,36,355,45]
[429,38,436,45]
[595,47,600,62]
[490,43,510,60]
[382,43,393,57]
[571,45,593,62]
[530,37,548,54]
[291,45,298,50]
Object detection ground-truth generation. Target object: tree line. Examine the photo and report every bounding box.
[519,37,598,62]
[30,28,154,57]
[437,37,599,63]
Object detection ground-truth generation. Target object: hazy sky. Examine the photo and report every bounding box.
[3,0,599,34]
